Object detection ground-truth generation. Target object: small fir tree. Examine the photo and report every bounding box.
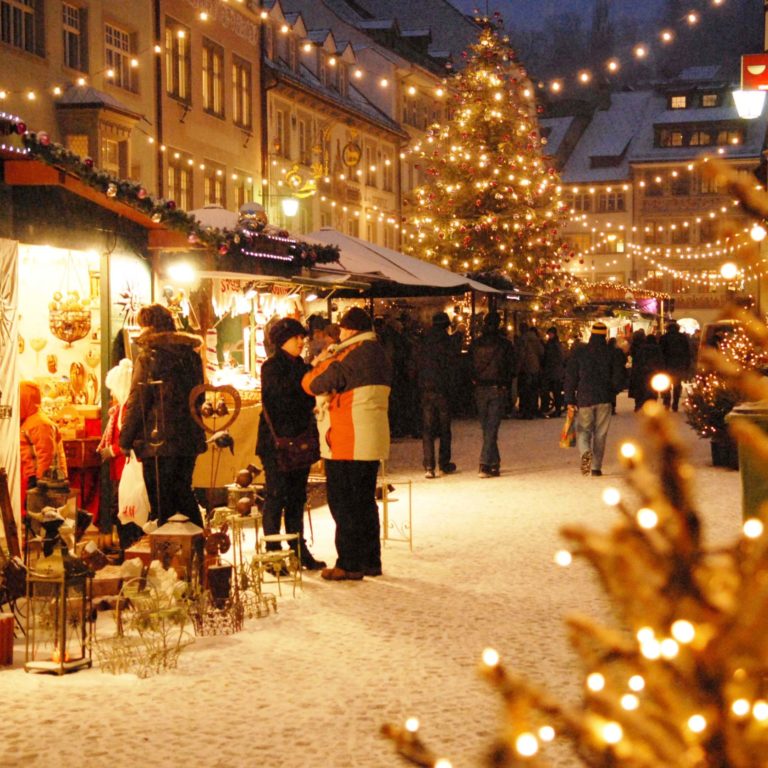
[406,17,568,287]
[686,328,768,441]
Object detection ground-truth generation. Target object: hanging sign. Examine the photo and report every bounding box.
[742,54,768,90]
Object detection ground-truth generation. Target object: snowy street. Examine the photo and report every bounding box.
[1,396,743,768]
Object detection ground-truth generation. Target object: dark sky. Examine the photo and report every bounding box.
[447,0,666,28]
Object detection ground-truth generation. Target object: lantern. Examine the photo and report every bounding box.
[24,547,93,674]
[149,514,204,581]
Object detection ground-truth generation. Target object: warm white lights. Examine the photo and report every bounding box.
[621,694,639,710]
[538,726,555,742]
[720,261,739,280]
[587,673,605,692]
[619,442,637,459]
[651,372,671,392]
[602,722,623,744]
[515,733,539,757]
[671,620,695,644]
[281,197,299,217]
[405,717,419,733]
[743,518,764,538]
[554,550,572,567]
[628,675,645,692]
[636,508,659,529]
[482,647,500,667]
[750,223,767,242]
[167,262,196,285]
[732,699,750,717]
[601,487,621,507]
[733,90,766,120]
[688,714,707,733]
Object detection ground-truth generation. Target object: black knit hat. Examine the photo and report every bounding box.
[432,311,450,328]
[270,317,307,349]
[339,306,372,332]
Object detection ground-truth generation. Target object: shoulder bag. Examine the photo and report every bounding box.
[262,406,320,472]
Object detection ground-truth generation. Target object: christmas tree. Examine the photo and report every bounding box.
[383,312,768,767]
[686,325,768,443]
[406,16,567,285]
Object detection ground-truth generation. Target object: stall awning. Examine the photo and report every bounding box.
[305,228,502,296]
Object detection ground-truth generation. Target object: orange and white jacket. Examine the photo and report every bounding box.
[302,331,392,461]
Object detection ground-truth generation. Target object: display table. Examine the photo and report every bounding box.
[193,402,263,489]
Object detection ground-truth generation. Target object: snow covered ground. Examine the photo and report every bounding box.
[1,395,743,768]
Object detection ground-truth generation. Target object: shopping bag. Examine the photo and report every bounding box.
[559,407,576,449]
[118,451,151,526]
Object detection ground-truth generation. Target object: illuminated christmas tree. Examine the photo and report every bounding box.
[383,312,768,767]
[406,16,567,285]
[686,327,768,442]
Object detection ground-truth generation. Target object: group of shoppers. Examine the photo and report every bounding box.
[69,302,697,587]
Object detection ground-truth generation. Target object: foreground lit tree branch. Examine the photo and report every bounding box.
[383,320,768,766]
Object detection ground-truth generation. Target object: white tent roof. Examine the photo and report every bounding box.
[305,228,502,294]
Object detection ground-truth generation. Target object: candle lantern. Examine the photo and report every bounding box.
[24,547,93,674]
[149,514,204,581]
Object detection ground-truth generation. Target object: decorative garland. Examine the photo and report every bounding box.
[0,113,340,269]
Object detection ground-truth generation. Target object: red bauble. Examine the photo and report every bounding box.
[137,187,148,200]
[83,157,94,168]
[166,200,176,210]
[37,131,50,146]
[14,122,26,135]
[218,245,228,255]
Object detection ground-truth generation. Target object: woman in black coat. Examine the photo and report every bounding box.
[630,334,665,412]
[119,304,206,527]
[256,318,325,570]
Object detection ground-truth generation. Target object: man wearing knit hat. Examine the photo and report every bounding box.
[563,321,625,476]
[302,306,392,580]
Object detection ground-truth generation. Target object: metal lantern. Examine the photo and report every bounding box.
[25,547,93,674]
[149,514,204,581]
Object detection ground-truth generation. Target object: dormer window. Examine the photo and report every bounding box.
[670,95,687,110]
[264,23,274,60]
[288,36,297,71]
[701,93,719,108]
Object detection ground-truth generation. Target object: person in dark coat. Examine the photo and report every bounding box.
[541,326,565,417]
[469,312,516,477]
[631,333,665,412]
[417,312,458,478]
[119,304,206,527]
[659,321,692,411]
[516,323,544,419]
[256,317,325,570]
[564,322,625,476]
[607,337,628,414]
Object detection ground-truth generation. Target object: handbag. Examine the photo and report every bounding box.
[559,406,576,449]
[118,451,151,526]
[262,406,320,472]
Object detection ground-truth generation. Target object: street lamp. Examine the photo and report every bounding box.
[734,54,768,119]
[281,197,299,217]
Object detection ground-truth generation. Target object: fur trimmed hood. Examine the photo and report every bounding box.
[136,330,203,350]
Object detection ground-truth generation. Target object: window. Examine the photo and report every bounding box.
[717,128,744,145]
[347,217,358,236]
[298,117,310,165]
[62,4,86,71]
[100,136,128,176]
[165,18,191,102]
[670,174,690,196]
[328,59,339,91]
[701,93,719,108]
[700,218,718,242]
[202,38,224,117]
[66,134,88,158]
[318,54,327,87]
[275,107,290,158]
[644,221,662,245]
[670,224,690,245]
[366,220,376,243]
[232,170,254,210]
[658,128,684,147]
[1,0,43,55]
[644,173,663,197]
[105,23,135,92]
[596,190,625,212]
[689,130,712,146]
[670,95,687,109]
[382,156,394,192]
[232,56,252,130]
[167,150,193,211]
[384,225,395,249]
[203,163,225,207]
[288,36,297,71]
[700,172,720,195]
[365,146,376,187]
[264,24,273,60]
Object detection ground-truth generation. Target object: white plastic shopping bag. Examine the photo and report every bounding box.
[118,451,151,527]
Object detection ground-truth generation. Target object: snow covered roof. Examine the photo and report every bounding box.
[55,85,142,119]
[559,92,654,183]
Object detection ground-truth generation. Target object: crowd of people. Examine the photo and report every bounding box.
[22,303,702,584]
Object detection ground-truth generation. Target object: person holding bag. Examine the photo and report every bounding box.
[256,317,326,571]
[119,304,206,528]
